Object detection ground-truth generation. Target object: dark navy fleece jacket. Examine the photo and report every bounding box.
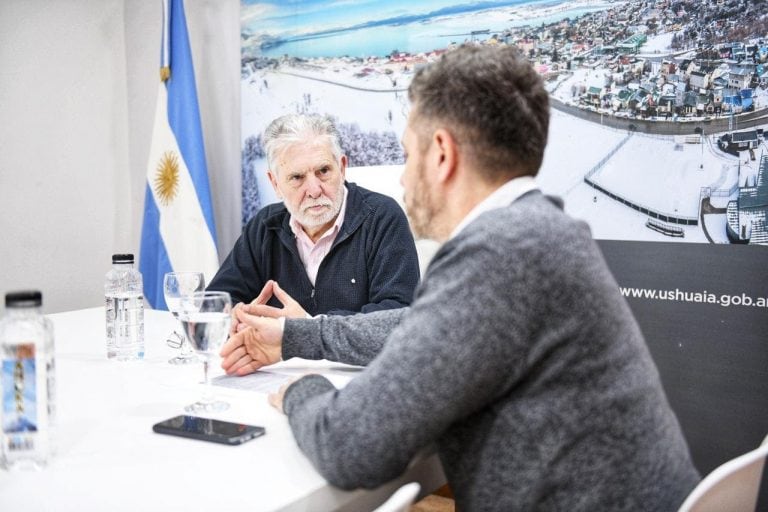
[207,182,419,316]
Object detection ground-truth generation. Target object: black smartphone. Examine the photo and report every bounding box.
[152,415,265,445]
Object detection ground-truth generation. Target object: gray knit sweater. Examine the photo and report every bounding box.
[282,191,700,511]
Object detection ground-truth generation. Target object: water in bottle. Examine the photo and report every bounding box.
[0,290,55,470]
[105,254,145,361]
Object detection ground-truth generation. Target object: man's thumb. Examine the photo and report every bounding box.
[272,281,297,305]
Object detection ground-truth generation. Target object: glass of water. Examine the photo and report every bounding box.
[163,272,205,365]
[179,291,232,413]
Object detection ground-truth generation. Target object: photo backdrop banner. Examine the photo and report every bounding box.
[240,0,768,472]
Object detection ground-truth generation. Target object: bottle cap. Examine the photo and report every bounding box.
[112,253,135,264]
[5,290,43,308]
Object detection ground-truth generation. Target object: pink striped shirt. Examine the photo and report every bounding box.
[289,186,348,286]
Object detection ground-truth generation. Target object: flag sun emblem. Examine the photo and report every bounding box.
[154,151,180,205]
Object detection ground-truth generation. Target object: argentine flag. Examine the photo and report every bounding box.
[140,0,219,310]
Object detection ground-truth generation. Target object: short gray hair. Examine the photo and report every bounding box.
[263,114,343,173]
[408,45,549,180]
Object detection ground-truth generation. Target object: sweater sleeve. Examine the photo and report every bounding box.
[282,309,407,366]
[206,219,266,305]
[326,196,420,316]
[281,230,537,489]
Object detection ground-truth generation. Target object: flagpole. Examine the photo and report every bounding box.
[160,0,171,82]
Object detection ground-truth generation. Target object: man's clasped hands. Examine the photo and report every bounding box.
[219,280,306,411]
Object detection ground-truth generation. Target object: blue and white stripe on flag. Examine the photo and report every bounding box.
[140,0,219,310]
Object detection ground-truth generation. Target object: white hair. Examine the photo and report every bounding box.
[263,114,343,173]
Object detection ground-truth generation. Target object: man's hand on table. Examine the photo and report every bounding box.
[220,305,285,376]
[268,377,301,414]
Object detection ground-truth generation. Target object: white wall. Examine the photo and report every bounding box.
[0,0,241,313]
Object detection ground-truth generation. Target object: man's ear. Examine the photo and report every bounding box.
[339,155,347,180]
[432,128,458,184]
[267,170,281,199]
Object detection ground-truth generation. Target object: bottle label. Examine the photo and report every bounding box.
[2,343,38,451]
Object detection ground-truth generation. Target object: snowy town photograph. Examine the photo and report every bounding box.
[240,0,768,245]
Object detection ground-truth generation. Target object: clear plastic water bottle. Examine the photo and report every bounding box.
[105,254,145,361]
[0,290,55,470]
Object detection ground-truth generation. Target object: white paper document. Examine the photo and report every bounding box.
[212,361,363,393]
[213,370,294,393]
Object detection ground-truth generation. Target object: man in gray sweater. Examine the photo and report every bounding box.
[220,45,700,510]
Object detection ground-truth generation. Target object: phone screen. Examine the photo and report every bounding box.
[153,415,265,445]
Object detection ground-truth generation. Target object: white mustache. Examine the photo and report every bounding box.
[302,200,332,212]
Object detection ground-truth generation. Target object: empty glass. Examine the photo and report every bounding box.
[163,272,205,365]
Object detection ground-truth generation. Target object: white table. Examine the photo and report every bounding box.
[0,308,445,511]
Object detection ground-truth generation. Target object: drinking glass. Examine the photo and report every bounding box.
[178,291,232,413]
[163,272,205,365]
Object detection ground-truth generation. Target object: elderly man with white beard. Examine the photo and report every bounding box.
[207,114,419,318]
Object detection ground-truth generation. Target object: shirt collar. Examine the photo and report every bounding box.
[289,184,349,243]
[449,176,538,240]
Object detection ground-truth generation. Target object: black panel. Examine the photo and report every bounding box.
[597,240,768,475]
